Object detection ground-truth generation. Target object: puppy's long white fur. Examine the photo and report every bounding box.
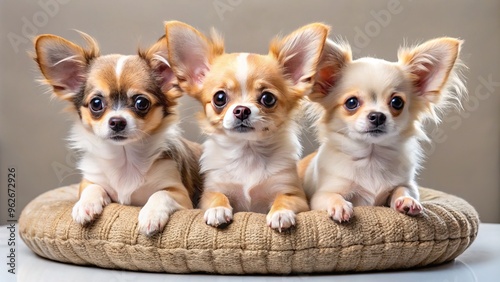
[69,122,186,206]
[34,32,200,237]
[201,120,302,212]
[303,38,467,222]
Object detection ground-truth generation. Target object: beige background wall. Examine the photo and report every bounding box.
[1,0,499,224]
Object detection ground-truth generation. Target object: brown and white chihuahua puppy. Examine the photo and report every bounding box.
[164,21,329,231]
[34,33,202,236]
[298,38,467,222]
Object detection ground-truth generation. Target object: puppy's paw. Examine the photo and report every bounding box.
[204,207,233,228]
[137,191,181,236]
[138,205,172,236]
[393,196,423,216]
[72,195,110,225]
[327,199,353,223]
[266,209,296,232]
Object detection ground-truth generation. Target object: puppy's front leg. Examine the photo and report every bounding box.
[72,179,111,225]
[267,191,309,232]
[311,190,354,223]
[389,185,423,216]
[138,186,192,236]
[199,191,233,228]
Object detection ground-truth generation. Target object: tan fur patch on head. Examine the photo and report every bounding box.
[165,21,328,140]
[78,53,178,138]
[197,52,303,135]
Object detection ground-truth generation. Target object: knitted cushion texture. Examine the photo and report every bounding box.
[19,185,479,274]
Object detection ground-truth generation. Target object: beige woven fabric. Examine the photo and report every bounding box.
[19,185,478,274]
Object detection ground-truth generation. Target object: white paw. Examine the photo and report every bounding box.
[137,191,181,236]
[204,207,233,227]
[393,196,423,216]
[266,209,296,232]
[72,195,110,225]
[138,205,172,236]
[328,199,353,223]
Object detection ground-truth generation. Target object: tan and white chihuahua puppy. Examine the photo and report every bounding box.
[164,21,329,231]
[299,38,467,222]
[34,33,202,235]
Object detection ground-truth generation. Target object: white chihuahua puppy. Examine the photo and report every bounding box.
[299,38,467,222]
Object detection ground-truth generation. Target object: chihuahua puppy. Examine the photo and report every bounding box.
[164,21,329,231]
[34,33,202,235]
[298,38,466,222]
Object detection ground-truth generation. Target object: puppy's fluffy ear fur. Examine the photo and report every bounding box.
[34,32,99,101]
[140,37,177,97]
[269,23,330,96]
[398,38,467,120]
[310,39,352,101]
[164,21,224,97]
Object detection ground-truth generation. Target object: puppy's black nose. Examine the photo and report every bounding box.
[109,117,127,132]
[233,106,251,120]
[368,112,386,127]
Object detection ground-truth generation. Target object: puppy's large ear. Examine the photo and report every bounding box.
[309,39,352,101]
[269,23,329,97]
[34,33,99,101]
[164,21,224,97]
[141,36,177,97]
[398,37,465,105]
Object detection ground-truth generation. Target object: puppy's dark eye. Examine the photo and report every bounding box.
[89,97,105,113]
[259,92,277,108]
[344,97,359,110]
[390,96,405,110]
[134,96,151,112]
[213,91,227,108]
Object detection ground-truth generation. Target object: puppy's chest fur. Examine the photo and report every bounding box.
[202,133,301,213]
[314,137,417,206]
[350,145,407,195]
[71,124,183,206]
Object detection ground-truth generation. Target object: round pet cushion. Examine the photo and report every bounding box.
[19,185,478,274]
